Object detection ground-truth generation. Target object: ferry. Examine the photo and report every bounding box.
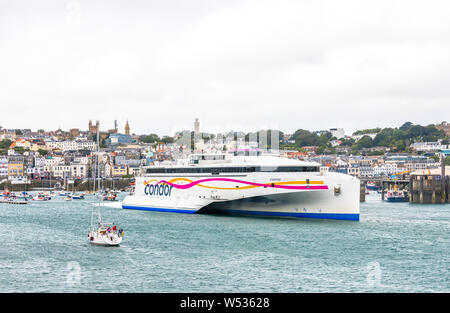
[385,185,409,202]
[122,150,360,221]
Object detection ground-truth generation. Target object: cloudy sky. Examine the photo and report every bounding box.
[1,0,450,136]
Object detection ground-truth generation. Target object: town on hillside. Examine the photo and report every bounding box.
[1,119,450,186]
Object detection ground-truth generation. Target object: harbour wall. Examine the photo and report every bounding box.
[409,175,449,204]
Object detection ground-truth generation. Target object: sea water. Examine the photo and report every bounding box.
[0,192,449,292]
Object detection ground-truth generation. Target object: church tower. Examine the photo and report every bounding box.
[125,120,130,135]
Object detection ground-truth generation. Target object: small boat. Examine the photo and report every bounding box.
[0,192,29,204]
[101,191,118,201]
[88,222,124,246]
[33,192,51,201]
[88,128,124,246]
[366,182,381,191]
[386,186,409,202]
[70,193,85,200]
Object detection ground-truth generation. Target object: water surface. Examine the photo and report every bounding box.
[0,192,449,292]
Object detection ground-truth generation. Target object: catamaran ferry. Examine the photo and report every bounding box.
[122,150,360,221]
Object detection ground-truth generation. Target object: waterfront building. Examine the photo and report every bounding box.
[347,165,360,177]
[7,155,25,178]
[104,161,113,178]
[373,163,400,176]
[0,156,8,177]
[70,164,88,179]
[128,165,141,177]
[111,165,128,177]
[53,165,71,179]
[34,156,46,177]
[359,166,374,177]
[26,167,41,179]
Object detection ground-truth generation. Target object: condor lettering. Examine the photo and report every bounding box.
[145,184,173,197]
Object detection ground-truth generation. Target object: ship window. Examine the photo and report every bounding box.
[146,165,319,174]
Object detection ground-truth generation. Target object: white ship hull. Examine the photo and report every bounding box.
[122,171,360,221]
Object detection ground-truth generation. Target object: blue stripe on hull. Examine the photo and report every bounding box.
[122,205,196,214]
[122,205,359,221]
[224,209,359,221]
[386,198,409,202]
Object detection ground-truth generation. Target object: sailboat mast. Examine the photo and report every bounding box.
[96,128,102,223]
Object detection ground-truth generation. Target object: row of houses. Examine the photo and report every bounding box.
[311,154,438,178]
[0,146,154,181]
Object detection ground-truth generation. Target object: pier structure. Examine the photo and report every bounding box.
[409,159,449,204]
[360,164,450,204]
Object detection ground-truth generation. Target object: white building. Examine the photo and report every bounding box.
[359,166,374,177]
[70,164,88,178]
[46,140,96,152]
[410,142,448,152]
[329,128,345,139]
[0,156,8,177]
[34,156,46,174]
[351,133,378,142]
[53,165,72,179]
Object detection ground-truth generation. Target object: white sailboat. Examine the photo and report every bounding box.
[88,129,124,246]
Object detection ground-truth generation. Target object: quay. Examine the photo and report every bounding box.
[360,177,450,204]
[409,168,449,204]
[0,200,29,205]
[360,153,450,203]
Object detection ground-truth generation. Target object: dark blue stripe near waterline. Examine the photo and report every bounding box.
[122,205,196,214]
[224,209,360,221]
[122,205,359,221]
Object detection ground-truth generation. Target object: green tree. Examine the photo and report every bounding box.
[161,136,174,144]
[38,149,48,156]
[292,129,318,147]
[13,146,25,154]
[0,139,12,149]
[356,135,373,149]
[141,134,160,143]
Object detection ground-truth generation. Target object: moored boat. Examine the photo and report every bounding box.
[385,186,409,202]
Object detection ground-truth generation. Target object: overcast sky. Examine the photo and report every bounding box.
[1,0,450,136]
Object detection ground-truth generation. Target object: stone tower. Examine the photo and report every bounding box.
[125,120,130,135]
[194,118,200,134]
[89,120,99,136]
